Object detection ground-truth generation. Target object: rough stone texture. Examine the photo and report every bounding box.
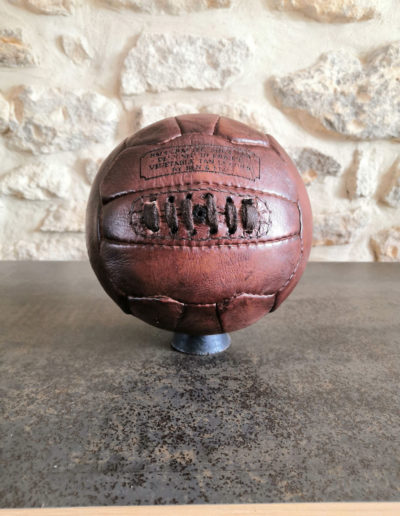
[271,41,400,140]
[40,201,85,232]
[0,162,70,200]
[133,103,197,130]
[202,101,269,133]
[370,227,400,262]
[0,93,9,133]
[103,0,231,14]
[83,157,102,184]
[121,33,251,96]
[2,234,86,260]
[59,34,93,65]
[346,148,380,199]
[272,0,384,22]
[10,0,75,15]
[7,86,119,154]
[381,160,400,208]
[1,262,400,505]
[1,0,399,262]
[290,147,341,185]
[0,28,38,67]
[312,207,369,246]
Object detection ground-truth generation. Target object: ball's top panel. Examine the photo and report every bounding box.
[100,114,299,203]
[125,114,269,147]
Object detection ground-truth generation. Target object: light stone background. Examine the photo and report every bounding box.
[0,0,399,261]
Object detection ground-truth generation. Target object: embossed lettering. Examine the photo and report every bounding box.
[140,144,260,181]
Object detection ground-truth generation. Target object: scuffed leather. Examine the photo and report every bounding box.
[86,114,312,335]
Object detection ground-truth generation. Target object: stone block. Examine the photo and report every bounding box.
[271,42,400,140]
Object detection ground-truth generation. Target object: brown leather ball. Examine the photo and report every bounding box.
[86,114,312,335]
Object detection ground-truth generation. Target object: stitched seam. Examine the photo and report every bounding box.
[132,188,270,202]
[128,293,275,306]
[266,135,284,159]
[123,119,271,149]
[126,133,182,149]
[98,241,129,302]
[102,183,297,205]
[120,232,275,242]
[102,234,300,247]
[212,115,221,135]
[174,116,184,136]
[230,137,269,148]
[215,304,225,333]
[227,292,275,299]
[125,119,183,149]
[96,202,102,253]
[173,303,186,332]
[97,138,129,243]
[96,143,129,243]
[94,149,131,308]
[277,201,303,293]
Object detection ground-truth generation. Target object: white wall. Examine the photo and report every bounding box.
[0,0,399,261]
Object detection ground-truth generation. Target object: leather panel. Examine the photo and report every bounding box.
[175,303,221,335]
[217,293,276,333]
[100,134,298,203]
[99,237,302,305]
[128,296,184,332]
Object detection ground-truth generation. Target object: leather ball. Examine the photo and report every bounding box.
[86,114,312,335]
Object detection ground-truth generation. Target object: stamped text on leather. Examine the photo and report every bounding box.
[140,144,260,181]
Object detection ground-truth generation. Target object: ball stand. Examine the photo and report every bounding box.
[171,333,231,355]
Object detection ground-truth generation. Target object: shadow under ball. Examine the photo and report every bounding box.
[86,114,312,352]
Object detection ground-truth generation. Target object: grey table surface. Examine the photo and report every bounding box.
[0,261,399,508]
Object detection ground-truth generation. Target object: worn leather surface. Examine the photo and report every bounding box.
[86,114,312,335]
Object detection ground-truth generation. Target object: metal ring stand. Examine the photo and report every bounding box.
[171,333,231,355]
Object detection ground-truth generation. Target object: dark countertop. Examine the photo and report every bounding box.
[1,262,399,508]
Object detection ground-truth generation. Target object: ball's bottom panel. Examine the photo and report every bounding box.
[171,332,231,355]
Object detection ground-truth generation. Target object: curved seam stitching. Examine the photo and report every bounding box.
[98,241,130,302]
[128,293,276,307]
[277,201,304,294]
[124,119,270,148]
[173,303,186,332]
[174,116,184,136]
[96,138,129,251]
[126,133,182,149]
[215,303,225,333]
[102,234,300,247]
[230,138,269,148]
[102,184,297,205]
[212,115,221,135]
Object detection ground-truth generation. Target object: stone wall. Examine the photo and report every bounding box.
[0,0,399,261]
